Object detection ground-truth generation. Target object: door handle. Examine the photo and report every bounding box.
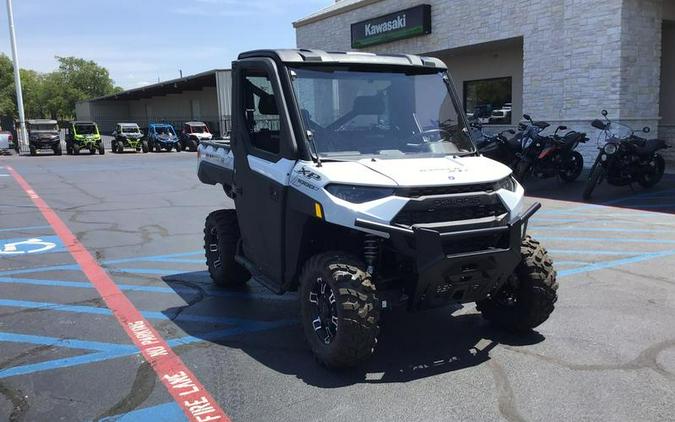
[269,185,279,201]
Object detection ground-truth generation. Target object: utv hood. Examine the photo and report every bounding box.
[316,156,512,187]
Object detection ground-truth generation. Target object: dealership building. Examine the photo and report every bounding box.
[294,0,675,164]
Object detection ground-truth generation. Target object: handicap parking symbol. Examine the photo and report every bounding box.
[0,236,64,255]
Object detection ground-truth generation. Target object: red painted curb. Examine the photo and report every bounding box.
[5,165,230,422]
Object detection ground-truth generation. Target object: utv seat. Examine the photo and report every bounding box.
[249,93,281,153]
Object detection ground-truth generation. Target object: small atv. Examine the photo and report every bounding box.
[112,123,148,153]
[66,121,104,155]
[181,121,213,151]
[147,123,181,152]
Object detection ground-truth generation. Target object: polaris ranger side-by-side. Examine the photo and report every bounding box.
[197,50,558,368]
[112,123,148,153]
[66,121,104,155]
[147,123,181,152]
[27,119,62,156]
[181,121,213,151]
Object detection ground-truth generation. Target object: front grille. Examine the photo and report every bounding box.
[442,232,509,255]
[396,183,497,198]
[393,200,507,226]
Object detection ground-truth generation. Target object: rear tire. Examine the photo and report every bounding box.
[189,138,198,152]
[73,145,81,155]
[638,154,665,188]
[299,252,380,368]
[477,236,558,333]
[559,151,583,182]
[583,163,604,200]
[203,209,250,287]
[141,141,149,153]
[175,143,182,152]
[54,144,62,156]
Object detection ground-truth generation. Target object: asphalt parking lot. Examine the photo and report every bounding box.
[0,152,674,422]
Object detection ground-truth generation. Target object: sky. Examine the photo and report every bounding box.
[0,0,331,89]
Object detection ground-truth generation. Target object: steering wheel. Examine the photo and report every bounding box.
[407,128,450,144]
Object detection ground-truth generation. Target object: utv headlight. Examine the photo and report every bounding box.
[494,176,518,192]
[603,143,618,155]
[325,184,394,204]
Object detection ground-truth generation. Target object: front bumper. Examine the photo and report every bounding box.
[30,139,60,148]
[355,203,541,310]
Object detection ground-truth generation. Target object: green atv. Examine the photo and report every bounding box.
[112,123,148,153]
[66,121,104,155]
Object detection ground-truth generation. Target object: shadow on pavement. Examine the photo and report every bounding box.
[522,171,675,214]
[161,271,544,388]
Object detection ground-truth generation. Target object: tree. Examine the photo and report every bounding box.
[0,54,122,120]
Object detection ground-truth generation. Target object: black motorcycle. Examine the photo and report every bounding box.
[513,114,587,183]
[583,110,670,200]
[473,123,518,167]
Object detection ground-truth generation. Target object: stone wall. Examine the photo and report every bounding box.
[295,0,668,165]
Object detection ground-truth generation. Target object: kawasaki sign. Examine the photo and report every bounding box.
[351,5,431,49]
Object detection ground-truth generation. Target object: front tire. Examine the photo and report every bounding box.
[203,209,250,287]
[583,163,604,200]
[638,154,665,188]
[141,141,149,153]
[29,145,36,156]
[73,145,81,155]
[174,143,182,152]
[299,252,380,368]
[54,144,62,156]
[189,138,199,152]
[477,236,558,333]
[98,143,105,155]
[559,151,583,182]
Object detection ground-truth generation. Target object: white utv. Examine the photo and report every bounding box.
[197,49,558,368]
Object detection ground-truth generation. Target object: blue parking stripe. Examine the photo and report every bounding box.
[558,249,675,278]
[0,349,137,379]
[145,258,204,264]
[536,235,675,245]
[0,298,292,326]
[549,249,641,256]
[0,276,298,301]
[114,268,185,276]
[530,226,672,234]
[101,251,202,265]
[98,402,187,422]
[0,332,136,352]
[0,225,51,233]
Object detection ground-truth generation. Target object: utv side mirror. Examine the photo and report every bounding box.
[643,127,650,133]
[601,110,608,116]
[523,114,531,121]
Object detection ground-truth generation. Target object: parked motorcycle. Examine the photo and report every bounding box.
[583,110,670,200]
[473,123,518,167]
[513,114,588,183]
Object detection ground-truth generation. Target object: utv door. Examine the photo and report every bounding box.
[231,58,297,290]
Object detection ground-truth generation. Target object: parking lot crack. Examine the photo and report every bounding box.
[487,358,526,422]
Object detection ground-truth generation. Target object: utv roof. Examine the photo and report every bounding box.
[72,121,96,125]
[27,119,57,124]
[238,49,447,69]
[119,123,140,126]
[185,121,207,126]
[149,123,174,127]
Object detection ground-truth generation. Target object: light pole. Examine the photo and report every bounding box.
[5,0,28,149]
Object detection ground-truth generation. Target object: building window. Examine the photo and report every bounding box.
[463,77,512,125]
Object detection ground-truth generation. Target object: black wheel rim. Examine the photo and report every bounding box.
[308,277,338,345]
[563,155,581,178]
[208,227,221,269]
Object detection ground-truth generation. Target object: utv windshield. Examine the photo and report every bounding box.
[29,124,58,131]
[75,124,97,135]
[189,125,208,133]
[155,126,176,136]
[289,66,475,158]
[122,127,140,133]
